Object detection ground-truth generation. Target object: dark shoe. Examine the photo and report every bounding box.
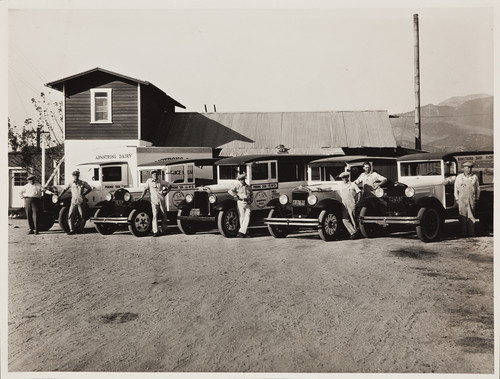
[34,231,39,235]
[28,230,34,235]
[237,232,244,238]
[349,233,359,240]
[153,233,159,237]
[243,233,250,238]
[67,231,75,235]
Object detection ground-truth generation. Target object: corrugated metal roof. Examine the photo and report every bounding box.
[155,111,397,155]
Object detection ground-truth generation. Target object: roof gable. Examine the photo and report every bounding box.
[45,67,185,109]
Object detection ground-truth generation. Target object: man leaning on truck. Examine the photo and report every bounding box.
[139,169,172,237]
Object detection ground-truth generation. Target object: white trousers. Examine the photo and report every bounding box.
[151,200,167,234]
[237,200,251,234]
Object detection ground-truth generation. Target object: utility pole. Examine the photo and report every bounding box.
[413,14,422,150]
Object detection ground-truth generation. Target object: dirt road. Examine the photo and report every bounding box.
[7,219,494,373]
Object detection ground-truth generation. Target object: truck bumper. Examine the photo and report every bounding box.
[359,216,420,226]
[90,217,128,224]
[177,215,216,222]
[264,217,319,228]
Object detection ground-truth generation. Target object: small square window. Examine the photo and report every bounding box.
[91,89,112,123]
[13,172,27,186]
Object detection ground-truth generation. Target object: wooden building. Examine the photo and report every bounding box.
[45,67,186,179]
[44,67,408,185]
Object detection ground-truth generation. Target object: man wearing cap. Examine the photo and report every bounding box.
[337,171,361,239]
[228,172,253,238]
[454,161,480,237]
[139,170,172,237]
[354,161,387,196]
[61,170,93,235]
[20,174,44,235]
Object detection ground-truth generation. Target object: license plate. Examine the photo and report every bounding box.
[389,196,404,203]
[190,208,200,216]
[292,199,306,206]
[115,200,124,206]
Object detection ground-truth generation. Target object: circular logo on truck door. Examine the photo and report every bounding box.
[254,191,268,208]
[171,191,185,207]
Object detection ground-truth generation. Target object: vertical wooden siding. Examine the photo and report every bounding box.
[65,73,138,140]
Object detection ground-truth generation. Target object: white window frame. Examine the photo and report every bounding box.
[91,88,112,124]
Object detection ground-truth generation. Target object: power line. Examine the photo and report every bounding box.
[394,113,492,118]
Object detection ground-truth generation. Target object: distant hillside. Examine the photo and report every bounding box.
[390,94,493,152]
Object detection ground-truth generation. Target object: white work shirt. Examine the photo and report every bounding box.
[144,178,170,205]
[64,179,92,205]
[20,182,43,199]
[337,181,360,210]
[354,171,387,188]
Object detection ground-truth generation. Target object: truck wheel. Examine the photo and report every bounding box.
[128,208,152,237]
[358,206,385,238]
[318,209,341,241]
[58,206,70,233]
[217,207,239,238]
[38,211,55,231]
[177,208,196,235]
[267,208,289,238]
[93,208,118,235]
[416,207,442,242]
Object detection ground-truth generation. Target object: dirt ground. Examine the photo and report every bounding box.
[7,218,494,374]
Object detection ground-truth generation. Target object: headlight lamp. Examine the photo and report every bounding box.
[279,194,289,205]
[105,192,113,202]
[209,194,217,204]
[123,192,132,202]
[186,194,193,203]
[51,194,58,204]
[405,187,415,198]
[307,195,318,206]
[374,188,384,198]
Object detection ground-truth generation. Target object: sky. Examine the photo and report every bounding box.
[5,2,495,129]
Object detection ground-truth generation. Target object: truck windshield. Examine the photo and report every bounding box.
[400,161,442,177]
[102,166,122,182]
[219,165,246,180]
[310,165,345,181]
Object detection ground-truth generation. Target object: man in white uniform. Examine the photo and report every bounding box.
[228,172,253,238]
[454,161,480,237]
[337,171,361,239]
[61,170,92,235]
[354,161,387,195]
[139,170,171,237]
[20,174,44,235]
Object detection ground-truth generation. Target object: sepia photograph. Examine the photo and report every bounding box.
[2,1,497,378]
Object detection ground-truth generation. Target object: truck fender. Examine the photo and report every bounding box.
[215,199,237,212]
[415,197,445,214]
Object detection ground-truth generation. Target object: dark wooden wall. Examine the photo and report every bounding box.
[64,72,139,140]
[140,85,175,143]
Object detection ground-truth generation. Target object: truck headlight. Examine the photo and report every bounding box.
[279,194,289,205]
[123,192,132,202]
[186,194,193,203]
[374,188,384,198]
[209,194,217,204]
[51,194,59,203]
[307,195,318,206]
[405,187,415,198]
[105,192,113,202]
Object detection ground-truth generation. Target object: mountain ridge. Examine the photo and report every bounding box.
[390,94,493,152]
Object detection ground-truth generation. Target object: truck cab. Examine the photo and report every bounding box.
[176,154,323,237]
[90,158,219,236]
[264,156,397,241]
[358,151,494,242]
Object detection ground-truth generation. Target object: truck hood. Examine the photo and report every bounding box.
[195,182,234,195]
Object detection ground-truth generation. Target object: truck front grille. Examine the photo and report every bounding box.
[292,191,310,217]
[193,191,210,215]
